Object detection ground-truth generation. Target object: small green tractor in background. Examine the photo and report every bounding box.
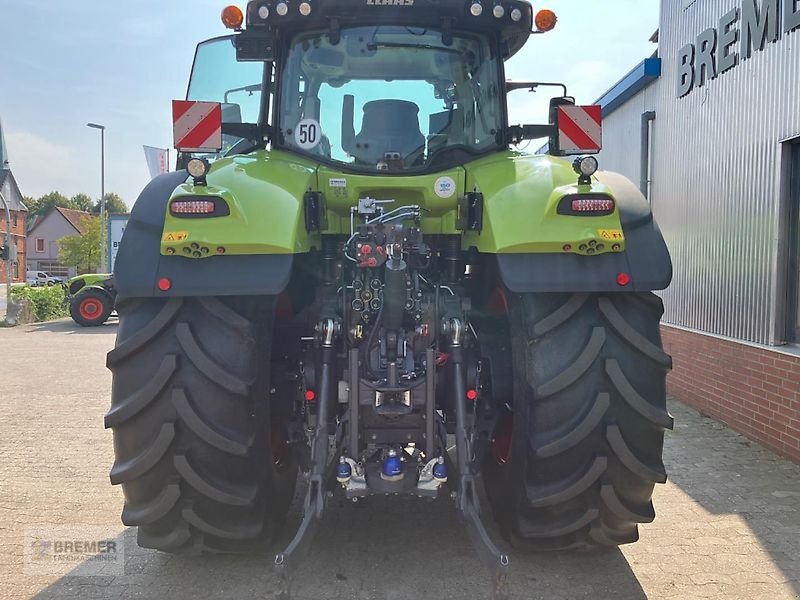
[105,1,673,597]
[65,273,116,326]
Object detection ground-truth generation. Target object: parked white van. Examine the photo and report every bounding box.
[26,271,64,286]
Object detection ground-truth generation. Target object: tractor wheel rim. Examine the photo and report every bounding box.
[79,298,103,320]
[487,285,513,465]
[487,286,509,316]
[491,412,513,465]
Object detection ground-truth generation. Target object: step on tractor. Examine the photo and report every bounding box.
[105,1,674,597]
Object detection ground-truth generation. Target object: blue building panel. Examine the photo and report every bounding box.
[595,58,661,116]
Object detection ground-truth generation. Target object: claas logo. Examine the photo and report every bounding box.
[366,0,415,5]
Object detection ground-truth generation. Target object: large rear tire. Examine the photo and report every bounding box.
[105,296,297,553]
[481,291,673,550]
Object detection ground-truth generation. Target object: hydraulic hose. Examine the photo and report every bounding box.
[383,257,408,331]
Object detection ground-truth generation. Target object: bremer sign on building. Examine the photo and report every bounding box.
[677,0,800,96]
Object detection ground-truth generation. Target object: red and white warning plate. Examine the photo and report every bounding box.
[557,105,602,154]
[172,100,223,153]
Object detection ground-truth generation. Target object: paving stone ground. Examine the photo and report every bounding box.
[0,319,799,600]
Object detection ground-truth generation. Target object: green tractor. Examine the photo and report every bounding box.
[65,273,117,327]
[106,1,673,596]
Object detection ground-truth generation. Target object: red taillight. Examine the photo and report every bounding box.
[617,272,631,287]
[157,277,172,292]
[572,198,615,213]
[171,200,215,215]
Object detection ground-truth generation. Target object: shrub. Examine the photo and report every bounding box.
[10,285,69,322]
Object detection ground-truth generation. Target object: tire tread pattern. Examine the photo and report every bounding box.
[598,297,672,368]
[106,298,183,367]
[122,483,181,526]
[606,425,667,484]
[104,355,177,428]
[526,456,607,508]
[176,323,250,396]
[533,394,610,458]
[173,455,257,506]
[483,291,671,550]
[600,484,656,523]
[535,327,606,398]
[606,359,674,430]
[172,389,252,456]
[106,296,295,553]
[181,507,263,541]
[109,423,175,485]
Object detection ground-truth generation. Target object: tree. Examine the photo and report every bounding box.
[25,191,77,226]
[93,193,128,215]
[58,215,102,274]
[36,191,75,212]
[71,193,94,212]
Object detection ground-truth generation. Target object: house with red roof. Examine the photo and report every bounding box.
[26,207,97,278]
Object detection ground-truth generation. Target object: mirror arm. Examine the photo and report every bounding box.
[508,124,555,144]
[221,122,262,141]
[506,81,568,98]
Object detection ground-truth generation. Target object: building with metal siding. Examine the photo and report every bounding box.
[595,58,660,199]
[595,0,800,462]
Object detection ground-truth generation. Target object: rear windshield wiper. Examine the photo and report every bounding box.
[366,42,461,53]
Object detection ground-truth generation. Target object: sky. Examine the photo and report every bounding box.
[0,0,659,208]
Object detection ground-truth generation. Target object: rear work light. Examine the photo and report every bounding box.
[169,196,230,218]
[557,194,616,216]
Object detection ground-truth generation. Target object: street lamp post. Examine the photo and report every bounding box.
[87,123,106,271]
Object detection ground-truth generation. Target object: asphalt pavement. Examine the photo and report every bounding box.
[0,319,799,599]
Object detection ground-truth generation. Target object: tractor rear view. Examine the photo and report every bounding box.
[105,1,673,596]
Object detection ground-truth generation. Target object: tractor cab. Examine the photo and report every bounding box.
[182,0,572,173]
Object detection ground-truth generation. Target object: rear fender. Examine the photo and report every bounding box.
[161,152,318,256]
[75,284,113,298]
[114,170,293,300]
[496,171,672,293]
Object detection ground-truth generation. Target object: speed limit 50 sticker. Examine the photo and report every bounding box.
[295,119,321,150]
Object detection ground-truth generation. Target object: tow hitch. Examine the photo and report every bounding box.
[275,317,509,600]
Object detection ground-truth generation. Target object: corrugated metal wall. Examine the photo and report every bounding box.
[597,85,659,196]
[603,0,800,345]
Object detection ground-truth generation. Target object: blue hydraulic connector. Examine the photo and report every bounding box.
[381,448,403,481]
[337,456,352,483]
[433,456,448,482]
